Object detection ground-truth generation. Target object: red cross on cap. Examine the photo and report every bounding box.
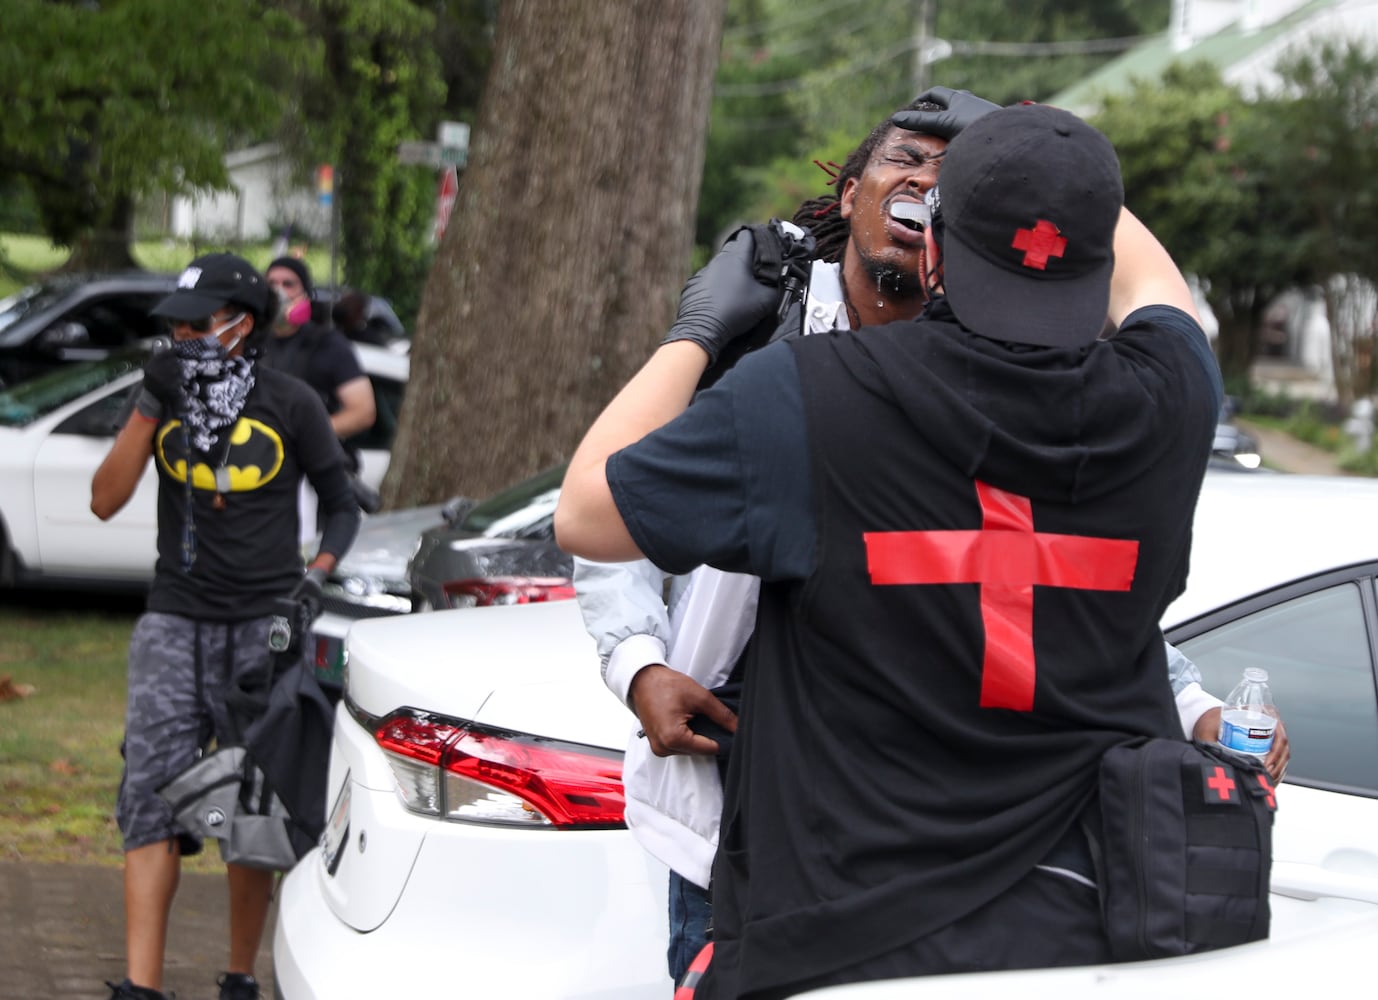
[1011,219,1067,270]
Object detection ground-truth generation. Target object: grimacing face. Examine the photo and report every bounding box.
[839,127,948,299]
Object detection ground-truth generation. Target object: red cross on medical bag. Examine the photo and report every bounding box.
[1087,737,1276,962]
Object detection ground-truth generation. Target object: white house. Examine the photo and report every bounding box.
[169,143,327,243]
[1051,0,1378,401]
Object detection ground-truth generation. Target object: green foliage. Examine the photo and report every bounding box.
[0,0,304,252]
[700,0,1169,250]
[933,0,1169,105]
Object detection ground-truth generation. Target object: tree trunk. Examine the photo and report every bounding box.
[1208,285,1268,388]
[382,0,726,508]
[61,193,139,273]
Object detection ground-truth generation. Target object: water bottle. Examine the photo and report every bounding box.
[1218,667,1278,756]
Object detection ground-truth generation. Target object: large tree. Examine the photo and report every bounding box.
[0,0,301,270]
[382,0,728,507]
[1265,39,1378,406]
[1094,62,1313,385]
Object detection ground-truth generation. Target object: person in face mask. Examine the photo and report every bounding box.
[90,253,361,1000]
[259,257,376,449]
[258,257,380,529]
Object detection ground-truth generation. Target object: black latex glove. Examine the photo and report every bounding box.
[292,566,328,622]
[892,86,1002,140]
[141,349,185,411]
[662,221,814,366]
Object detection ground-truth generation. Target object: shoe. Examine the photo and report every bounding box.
[106,980,173,1000]
[217,972,261,1000]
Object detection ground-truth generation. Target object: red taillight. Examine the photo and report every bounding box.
[372,709,625,829]
[441,576,576,609]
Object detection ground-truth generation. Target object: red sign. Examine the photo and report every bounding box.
[434,166,459,242]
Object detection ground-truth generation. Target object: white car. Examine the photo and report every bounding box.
[273,471,1378,998]
[0,341,408,590]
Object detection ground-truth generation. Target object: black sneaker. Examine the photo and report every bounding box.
[217,972,261,1000]
[105,981,173,1000]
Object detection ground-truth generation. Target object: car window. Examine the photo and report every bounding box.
[53,383,134,437]
[1175,581,1378,794]
[459,463,566,538]
[0,353,142,427]
[42,293,168,350]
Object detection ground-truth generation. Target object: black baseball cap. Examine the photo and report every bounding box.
[151,253,271,322]
[936,103,1123,348]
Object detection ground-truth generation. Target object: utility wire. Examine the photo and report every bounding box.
[721,0,892,43]
[715,32,1155,98]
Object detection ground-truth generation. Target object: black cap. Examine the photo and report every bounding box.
[151,253,271,321]
[937,103,1123,348]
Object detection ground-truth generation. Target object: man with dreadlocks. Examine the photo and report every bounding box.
[91,253,360,1000]
[572,87,1276,992]
[571,92,952,987]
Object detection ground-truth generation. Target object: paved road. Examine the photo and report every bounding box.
[0,861,276,1000]
[1236,418,1349,477]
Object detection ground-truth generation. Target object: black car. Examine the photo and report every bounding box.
[408,463,571,612]
[309,464,571,688]
[0,271,179,387]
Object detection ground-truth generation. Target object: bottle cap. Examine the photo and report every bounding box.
[1244,667,1269,682]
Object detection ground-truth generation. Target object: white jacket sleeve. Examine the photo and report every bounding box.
[1167,639,1223,739]
[574,556,675,708]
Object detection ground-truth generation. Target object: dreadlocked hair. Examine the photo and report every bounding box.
[791,97,944,265]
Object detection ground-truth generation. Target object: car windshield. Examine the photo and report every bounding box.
[0,282,73,342]
[459,463,567,537]
[0,351,142,427]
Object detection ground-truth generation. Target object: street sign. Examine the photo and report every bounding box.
[316,164,334,207]
[397,140,441,168]
[434,165,459,243]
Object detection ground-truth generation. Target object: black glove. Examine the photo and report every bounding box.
[892,86,1002,140]
[662,221,814,366]
[140,350,185,415]
[292,565,328,622]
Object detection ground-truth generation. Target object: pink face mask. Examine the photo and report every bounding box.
[285,298,311,326]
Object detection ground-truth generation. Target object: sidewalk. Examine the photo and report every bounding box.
[1235,418,1351,477]
[0,861,275,1000]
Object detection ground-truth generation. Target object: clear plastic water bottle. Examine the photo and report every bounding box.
[1218,667,1278,756]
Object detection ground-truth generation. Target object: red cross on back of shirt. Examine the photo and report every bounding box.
[864,481,1139,712]
[1011,219,1067,270]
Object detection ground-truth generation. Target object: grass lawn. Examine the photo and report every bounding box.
[0,599,218,871]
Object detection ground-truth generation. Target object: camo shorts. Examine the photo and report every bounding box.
[116,612,275,853]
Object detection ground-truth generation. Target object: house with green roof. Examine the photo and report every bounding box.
[1051,0,1378,404]
[1052,0,1378,116]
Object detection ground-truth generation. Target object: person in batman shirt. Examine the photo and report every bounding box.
[92,252,359,1000]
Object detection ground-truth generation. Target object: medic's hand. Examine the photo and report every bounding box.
[893,86,1002,139]
[661,222,813,366]
[139,349,185,417]
[629,664,738,758]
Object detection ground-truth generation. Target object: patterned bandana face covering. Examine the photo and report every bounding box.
[168,313,255,455]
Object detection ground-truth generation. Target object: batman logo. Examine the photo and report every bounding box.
[156,418,286,492]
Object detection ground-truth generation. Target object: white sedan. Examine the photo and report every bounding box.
[0,342,408,590]
[273,471,1378,998]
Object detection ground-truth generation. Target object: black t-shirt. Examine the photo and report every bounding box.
[608,303,1223,995]
[256,321,365,416]
[147,366,352,621]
